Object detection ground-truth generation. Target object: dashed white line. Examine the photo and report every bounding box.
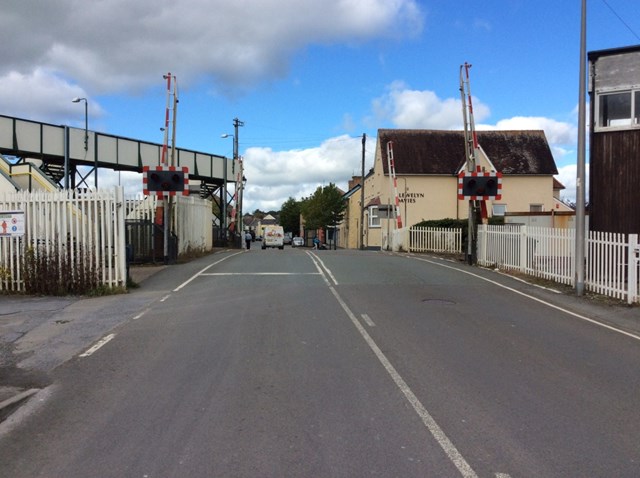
[361,313,376,327]
[132,308,150,320]
[79,334,116,358]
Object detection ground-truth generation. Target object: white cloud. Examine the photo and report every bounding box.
[242,135,373,212]
[370,80,490,129]
[0,69,104,126]
[555,163,589,203]
[0,0,424,95]
[372,82,578,167]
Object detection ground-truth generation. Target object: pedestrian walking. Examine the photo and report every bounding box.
[313,236,320,249]
[245,231,252,250]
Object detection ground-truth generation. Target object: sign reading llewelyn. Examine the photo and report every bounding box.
[0,210,25,237]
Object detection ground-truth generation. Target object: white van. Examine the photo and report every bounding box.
[262,225,285,250]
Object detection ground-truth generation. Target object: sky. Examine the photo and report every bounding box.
[1,0,639,213]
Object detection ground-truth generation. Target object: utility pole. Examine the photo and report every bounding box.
[575,0,587,295]
[360,133,366,250]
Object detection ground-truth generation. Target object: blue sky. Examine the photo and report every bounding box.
[1,0,639,213]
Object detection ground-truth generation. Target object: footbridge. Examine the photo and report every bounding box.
[0,114,236,200]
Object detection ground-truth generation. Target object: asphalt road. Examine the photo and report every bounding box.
[1,248,639,477]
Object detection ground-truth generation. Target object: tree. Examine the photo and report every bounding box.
[301,183,346,231]
[280,197,301,234]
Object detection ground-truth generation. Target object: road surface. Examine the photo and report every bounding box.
[1,248,639,477]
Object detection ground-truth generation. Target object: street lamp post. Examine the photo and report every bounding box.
[71,97,95,188]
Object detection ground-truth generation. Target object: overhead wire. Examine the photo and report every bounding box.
[600,0,640,42]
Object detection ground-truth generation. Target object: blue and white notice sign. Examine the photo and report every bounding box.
[0,210,25,237]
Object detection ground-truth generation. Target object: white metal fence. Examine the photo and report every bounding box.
[477,224,640,304]
[0,189,214,293]
[124,195,213,258]
[0,188,127,292]
[409,226,463,254]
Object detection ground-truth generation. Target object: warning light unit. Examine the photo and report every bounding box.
[458,170,502,201]
[143,166,189,197]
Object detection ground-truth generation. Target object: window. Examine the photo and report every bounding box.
[596,89,640,129]
[599,92,632,127]
[368,206,380,228]
[492,204,507,216]
[530,204,543,212]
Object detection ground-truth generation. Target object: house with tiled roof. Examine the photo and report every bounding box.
[343,129,562,249]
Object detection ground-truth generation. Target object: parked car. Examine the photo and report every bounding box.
[283,232,293,245]
[292,236,304,247]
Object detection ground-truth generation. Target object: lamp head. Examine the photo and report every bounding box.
[221,133,231,139]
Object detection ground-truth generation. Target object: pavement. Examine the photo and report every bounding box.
[0,263,168,420]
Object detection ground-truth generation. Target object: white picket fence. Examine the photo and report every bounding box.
[0,188,127,292]
[477,224,640,304]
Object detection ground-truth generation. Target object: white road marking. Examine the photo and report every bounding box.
[132,308,150,320]
[307,254,332,286]
[328,286,478,477]
[79,334,116,358]
[408,255,640,342]
[308,255,476,476]
[160,294,171,302]
[201,272,321,276]
[307,251,339,285]
[361,313,376,327]
[173,252,243,291]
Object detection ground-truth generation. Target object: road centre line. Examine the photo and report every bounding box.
[308,254,477,476]
[79,334,116,358]
[307,251,339,285]
[328,285,478,478]
[173,252,243,292]
[307,254,332,286]
[408,255,640,343]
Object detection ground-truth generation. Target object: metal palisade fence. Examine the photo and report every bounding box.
[0,188,127,292]
[477,224,640,304]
